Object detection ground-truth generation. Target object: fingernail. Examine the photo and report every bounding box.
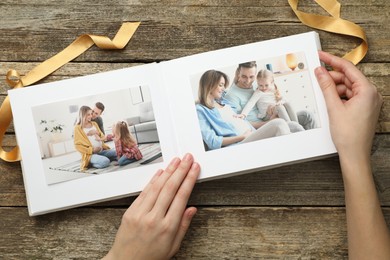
[188,208,197,217]
[156,169,164,176]
[191,162,200,171]
[315,66,327,76]
[170,157,181,167]
[183,153,192,162]
[314,66,323,76]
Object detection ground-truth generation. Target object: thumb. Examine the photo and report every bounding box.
[315,66,342,113]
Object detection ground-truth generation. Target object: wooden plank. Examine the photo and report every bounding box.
[0,1,388,62]
[0,207,389,259]
[1,135,388,207]
[380,97,390,132]
[0,1,389,259]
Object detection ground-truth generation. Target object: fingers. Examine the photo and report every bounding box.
[314,66,343,113]
[318,51,365,84]
[130,153,199,218]
[318,51,375,97]
[129,168,164,210]
[335,84,354,100]
[137,157,182,213]
[319,51,381,101]
[166,161,200,221]
[152,154,198,217]
[328,70,353,88]
[169,207,198,256]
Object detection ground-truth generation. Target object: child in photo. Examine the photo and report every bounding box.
[240,69,299,123]
[112,121,143,166]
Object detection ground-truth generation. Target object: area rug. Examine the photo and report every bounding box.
[49,143,162,175]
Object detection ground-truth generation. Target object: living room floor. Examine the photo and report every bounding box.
[41,142,162,185]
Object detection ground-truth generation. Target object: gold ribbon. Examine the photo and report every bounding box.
[288,0,368,65]
[0,22,140,162]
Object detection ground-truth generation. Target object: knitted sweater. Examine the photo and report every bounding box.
[74,121,110,171]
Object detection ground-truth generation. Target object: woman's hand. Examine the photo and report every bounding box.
[315,51,390,259]
[104,154,200,260]
[314,51,383,160]
[93,146,102,154]
[87,129,98,136]
[234,113,246,119]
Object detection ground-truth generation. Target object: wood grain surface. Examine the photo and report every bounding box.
[0,0,389,259]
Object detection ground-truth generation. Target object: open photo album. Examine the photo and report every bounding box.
[9,31,337,216]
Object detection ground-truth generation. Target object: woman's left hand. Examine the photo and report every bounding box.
[234,113,246,119]
[104,154,200,260]
[87,129,98,136]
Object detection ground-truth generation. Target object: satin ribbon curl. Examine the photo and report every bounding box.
[0,22,140,162]
[288,0,368,65]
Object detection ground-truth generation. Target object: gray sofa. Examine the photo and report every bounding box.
[126,102,159,144]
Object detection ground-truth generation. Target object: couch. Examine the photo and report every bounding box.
[126,102,159,144]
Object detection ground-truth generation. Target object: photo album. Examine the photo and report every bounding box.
[9,31,337,216]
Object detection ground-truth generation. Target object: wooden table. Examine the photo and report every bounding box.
[1,1,389,258]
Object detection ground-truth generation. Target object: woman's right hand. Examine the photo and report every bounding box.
[93,146,102,154]
[314,51,383,159]
[234,113,246,119]
[315,51,390,260]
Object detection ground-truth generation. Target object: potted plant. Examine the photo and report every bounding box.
[40,119,65,141]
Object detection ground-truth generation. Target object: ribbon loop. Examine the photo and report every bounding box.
[288,0,368,65]
[0,22,140,162]
[6,69,23,88]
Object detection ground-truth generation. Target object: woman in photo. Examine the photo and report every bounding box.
[196,70,291,150]
[74,106,116,171]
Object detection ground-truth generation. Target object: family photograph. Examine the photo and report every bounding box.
[192,52,320,151]
[33,86,162,185]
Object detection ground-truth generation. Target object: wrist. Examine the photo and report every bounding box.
[338,149,372,181]
[338,146,371,165]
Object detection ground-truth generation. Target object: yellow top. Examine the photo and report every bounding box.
[74,121,110,171]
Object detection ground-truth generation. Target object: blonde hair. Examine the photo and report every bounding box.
[113,121,137,147]
[77,106,92,127]
[257,69,282,102]
[198,70,229,109]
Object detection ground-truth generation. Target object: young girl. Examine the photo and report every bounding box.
[240,69,298,123]
[112,121,143,166]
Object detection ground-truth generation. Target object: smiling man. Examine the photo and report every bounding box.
[225,61,317,130]
[91,101,105,135]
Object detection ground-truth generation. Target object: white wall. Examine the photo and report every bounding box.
[32,86,151,158]
[190,52,307,101]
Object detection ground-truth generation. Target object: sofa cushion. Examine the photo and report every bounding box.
[126,116,141,125]
[135,121,156,132]
[139,102,155,123]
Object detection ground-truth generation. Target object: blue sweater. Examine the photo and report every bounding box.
[224,83,260,122]
[196,98,254,150]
